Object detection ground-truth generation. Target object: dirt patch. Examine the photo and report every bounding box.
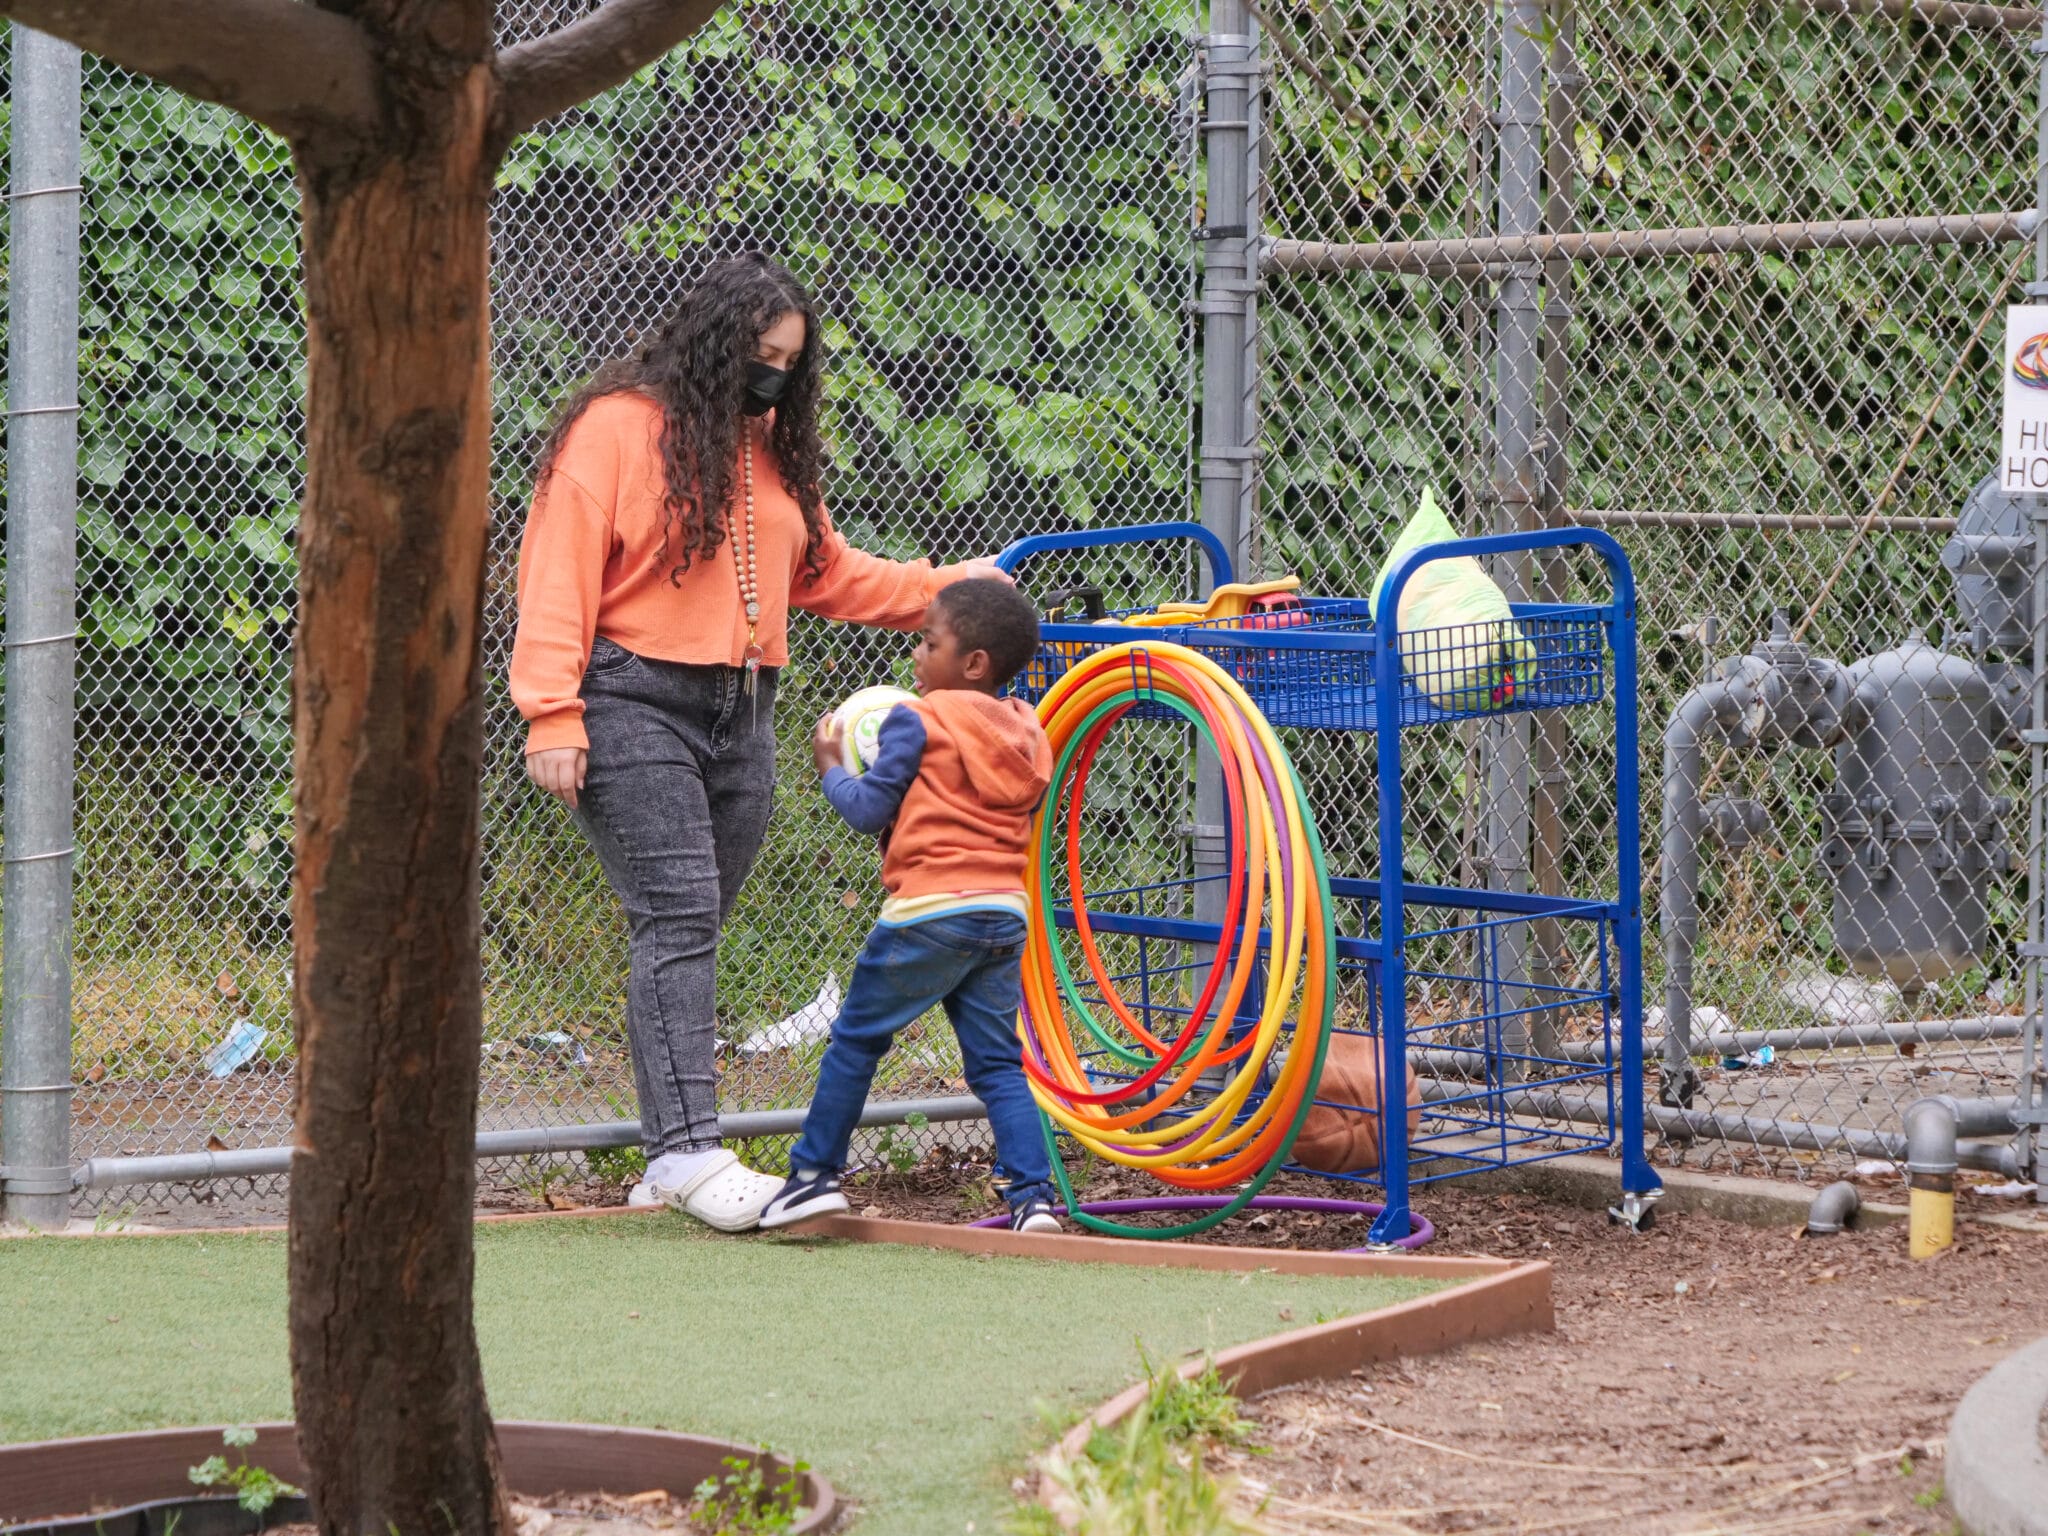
[1218,1184,2040,1536]
[268,1487,798,1536]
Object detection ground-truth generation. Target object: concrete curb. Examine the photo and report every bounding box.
[1949,1335,2048,1536]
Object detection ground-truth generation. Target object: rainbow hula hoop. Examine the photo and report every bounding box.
[1020,642,1337,1239]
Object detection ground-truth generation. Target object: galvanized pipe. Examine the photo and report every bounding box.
[1419,1079,2025,1175]
[1191,0,1262,974]
[1797,0,2046,31]
[1805,1180,1861,1235]
[1,28,81,1231]
[2018,0,2048,1204]
[1570,509,1959,534]
[1660,679,1744,1090]
[1263,209,2038,277]
[1481,0,1548,1069]
[73,1095,994,1192]
[1527,0,1580,1019]
[1411,1013,2026,1074]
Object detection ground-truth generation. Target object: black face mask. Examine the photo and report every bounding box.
[742,361,792,416]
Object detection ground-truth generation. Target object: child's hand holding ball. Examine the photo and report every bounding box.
[812,713,845,777]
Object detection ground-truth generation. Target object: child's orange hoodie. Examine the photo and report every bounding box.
[822,692,1053,924]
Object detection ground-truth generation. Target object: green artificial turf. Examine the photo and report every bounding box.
[0,1217,1444,1535]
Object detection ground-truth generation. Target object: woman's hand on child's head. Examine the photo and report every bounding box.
[527,746,588,810]
[951,556,1014,586]
[812,713,845,777]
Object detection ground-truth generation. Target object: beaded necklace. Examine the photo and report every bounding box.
[736,418,764,705]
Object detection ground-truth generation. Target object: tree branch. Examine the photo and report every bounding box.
[0,0,380,144]
[495,0,723,140]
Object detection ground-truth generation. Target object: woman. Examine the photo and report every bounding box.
[510,254,1007,1231]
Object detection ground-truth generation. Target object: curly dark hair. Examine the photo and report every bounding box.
[536,254,830,583]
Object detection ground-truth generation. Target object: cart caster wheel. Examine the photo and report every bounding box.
[1608,1191,1660,1233]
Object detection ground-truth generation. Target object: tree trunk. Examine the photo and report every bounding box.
[285,60,515,1536]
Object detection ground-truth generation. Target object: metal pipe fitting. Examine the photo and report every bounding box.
[1806,1180,1861,1236]
[1903,1094,1964,1257]
[1660,677,1745,1098]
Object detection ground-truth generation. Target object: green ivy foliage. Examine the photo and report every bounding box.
[4,0,2034,971]
[4,0,1204,946]
[489,0,1200,550]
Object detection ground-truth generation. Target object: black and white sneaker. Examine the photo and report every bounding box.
[1009,1197,1064,1234]
[758,1168,849,1230]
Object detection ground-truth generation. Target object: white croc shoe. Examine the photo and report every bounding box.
[644,1149,782,1232]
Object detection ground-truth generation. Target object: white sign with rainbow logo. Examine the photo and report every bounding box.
[2000,304,2048,493]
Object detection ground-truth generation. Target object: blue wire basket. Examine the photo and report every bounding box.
[1016,599,1609,730]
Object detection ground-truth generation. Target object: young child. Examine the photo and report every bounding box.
[760,577,1061,1233]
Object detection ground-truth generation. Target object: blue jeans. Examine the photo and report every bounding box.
[790,911,1055,1211]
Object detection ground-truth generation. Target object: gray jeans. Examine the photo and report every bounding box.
[574,636,778,1156]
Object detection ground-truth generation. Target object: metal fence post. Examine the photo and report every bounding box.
[1528,0,1579,1025]
[1483,0,1546,1060]
[1195,0,1260,930]
[2021,6,2048,1200]
[0,23,81,1229]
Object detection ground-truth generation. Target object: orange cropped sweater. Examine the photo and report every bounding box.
[511,392,965,755]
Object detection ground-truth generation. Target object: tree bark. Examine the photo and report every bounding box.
[285,56,515,1536]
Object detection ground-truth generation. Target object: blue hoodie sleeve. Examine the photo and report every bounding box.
[821,705,925,836]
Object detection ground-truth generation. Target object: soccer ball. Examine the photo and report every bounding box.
[832,685,917,775]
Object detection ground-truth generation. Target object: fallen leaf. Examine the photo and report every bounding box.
[620,1490,670,1507]
[216,971,240,1001]
[839,890,861,909]
[205,1134,231,1152]
[1277,1307,1294,1321]
[544,1190,577,1211]
[86,1062,106,1084]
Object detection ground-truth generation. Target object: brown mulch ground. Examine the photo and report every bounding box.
[828,1156,2043,1536]
[272,1489,727,1535]
[1214,1186,2038,1536]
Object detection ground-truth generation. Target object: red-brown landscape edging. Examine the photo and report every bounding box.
[1034,1260,1552,1519]
[0,1421,836,1532]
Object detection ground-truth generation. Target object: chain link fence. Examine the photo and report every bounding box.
[2,0,2043,1210]
[1251,0,2042,1183]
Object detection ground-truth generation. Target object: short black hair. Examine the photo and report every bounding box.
[932,577,1042,687]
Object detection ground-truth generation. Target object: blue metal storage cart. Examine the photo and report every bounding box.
[994,521,1662,1245]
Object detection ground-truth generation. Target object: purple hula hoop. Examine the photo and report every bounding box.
[969,1193,1435,1250]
